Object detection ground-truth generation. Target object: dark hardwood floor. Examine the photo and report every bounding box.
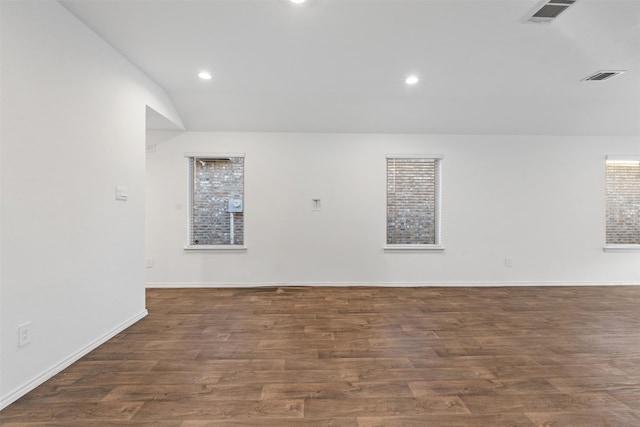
[2,286,640,426]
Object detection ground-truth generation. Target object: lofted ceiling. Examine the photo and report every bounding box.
[60,0,640,136]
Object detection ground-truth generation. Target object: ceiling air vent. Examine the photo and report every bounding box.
[582,70,626,82]
[528,0,577,23]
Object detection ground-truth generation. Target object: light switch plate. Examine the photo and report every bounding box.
[18,321,32,347]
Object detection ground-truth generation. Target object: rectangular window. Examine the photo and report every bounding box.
[386,155,442,249]
[187,155,245,248]
[606,156,640,247]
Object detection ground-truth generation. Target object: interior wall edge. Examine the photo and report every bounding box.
[0,309,148,411]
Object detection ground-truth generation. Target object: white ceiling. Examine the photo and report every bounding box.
[60,0,640,136]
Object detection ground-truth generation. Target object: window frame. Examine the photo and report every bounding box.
[384,154,444,252]
[604,155,640,253]
[184,152,247,251]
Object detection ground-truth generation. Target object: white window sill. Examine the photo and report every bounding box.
[603,245,640,253]
[184,245,247,252]
[384,245,445,252]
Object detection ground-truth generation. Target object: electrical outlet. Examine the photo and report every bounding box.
[18,322,32,347]
[145,257,153,268]
[504,257,513,268]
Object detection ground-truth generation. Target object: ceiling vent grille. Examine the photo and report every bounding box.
[528,0,577,23]
[582,71,626,82]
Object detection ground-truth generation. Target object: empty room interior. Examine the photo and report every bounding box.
[1,0,640,425]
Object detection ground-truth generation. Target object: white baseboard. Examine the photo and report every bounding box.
[146,281,640,288]
[0,309,148,411]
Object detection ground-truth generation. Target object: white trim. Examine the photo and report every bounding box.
[184,152,245,159]
[184,245,247,252]
[146,281,640,289]
[384,245,445,252]
[436,157,443,246]
[385,153,443,160]
[604,245,640,253]
[606,155,640,162]
[0,310,148,411]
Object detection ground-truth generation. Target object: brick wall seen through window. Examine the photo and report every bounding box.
[189,156,244,246]
[606,159,640,245]
[387,157,440,245]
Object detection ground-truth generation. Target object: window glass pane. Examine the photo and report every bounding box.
[190,157,244,245]
[606,160,640,245]
[387,158,439,245]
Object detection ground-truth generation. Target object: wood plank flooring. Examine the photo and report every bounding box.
[2,286,640,426]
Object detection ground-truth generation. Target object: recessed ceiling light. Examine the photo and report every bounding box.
[405,75,419,85]
[198,71,212,80]
[290,0,306,3]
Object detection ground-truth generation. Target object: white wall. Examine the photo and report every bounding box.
[146,132,640,287]
[0,0,182,408]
